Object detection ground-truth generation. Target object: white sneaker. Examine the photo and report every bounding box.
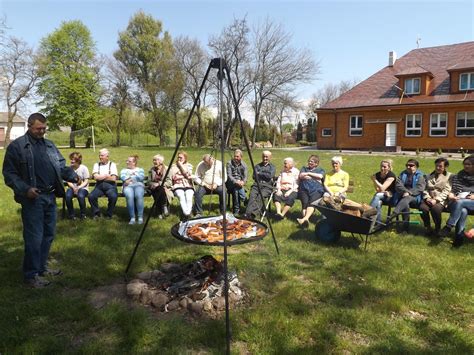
[138,218,143,224]
[129,218,136,225]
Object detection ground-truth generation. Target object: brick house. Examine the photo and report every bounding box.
[316,41,474,151]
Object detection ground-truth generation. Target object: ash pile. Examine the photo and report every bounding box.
[126,255,245,318]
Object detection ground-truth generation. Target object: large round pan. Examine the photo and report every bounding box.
[171,215,268,246]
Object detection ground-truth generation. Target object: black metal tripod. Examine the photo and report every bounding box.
[125,58,279,354]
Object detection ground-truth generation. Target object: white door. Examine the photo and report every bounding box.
[385,123,397,147]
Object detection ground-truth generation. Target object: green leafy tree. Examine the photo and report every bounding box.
[36,20,101,147]
[115,11,177,146]
[296,121,303,141]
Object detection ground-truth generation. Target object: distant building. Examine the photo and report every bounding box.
[316,41,474,151]
[0,112,27,145]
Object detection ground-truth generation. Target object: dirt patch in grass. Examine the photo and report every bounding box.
[88,282,129,309]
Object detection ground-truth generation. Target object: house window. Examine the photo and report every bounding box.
[349,115,363,136]
[429,113,447,136]
[456,112,474,136]
[405,114,422,136]
[405,78,421,94]
[460,73,474,90]
[321,128,332,137]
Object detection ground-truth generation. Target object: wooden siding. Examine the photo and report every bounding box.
[317,103,474,151]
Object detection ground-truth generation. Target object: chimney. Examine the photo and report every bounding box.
[388,51,397,67]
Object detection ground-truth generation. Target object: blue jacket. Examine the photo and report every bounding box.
[394,169,426,205]
[2,134,78,204]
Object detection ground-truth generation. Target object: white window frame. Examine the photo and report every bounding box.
[405,114,422,137]
[429,113,448,137]
[349,115,363,136]
[321,128,332,137]
[405,77,421,94]
[459,72,474,91]
[456,112,474,136]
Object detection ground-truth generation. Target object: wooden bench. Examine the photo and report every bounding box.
[61,178,152,218]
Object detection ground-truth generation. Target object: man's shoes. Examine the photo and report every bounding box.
[163,206,169,217]
[80,214,87,220]
[67,215,77,220]
[24,275,51,288]
[104,215,113,220]
[40,268,63,277]
[93,214,101,220]
[129,218,136,225]
[138,218,144,225]
[438,225,452,238]
[452,237,464,248]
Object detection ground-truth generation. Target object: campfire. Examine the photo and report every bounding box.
[126,256,245,318]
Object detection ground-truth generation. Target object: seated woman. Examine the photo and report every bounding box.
[148,154,173,219]
[419,157,451,236]
[65,152,90,220]
[273,157,299,219]
[296,155,325,226]
[369,159,396,223]
[169,151,194,219]
[120,155,145,225]
[439,155,474,246]
[391,159,426,232]
[323,156,349,201]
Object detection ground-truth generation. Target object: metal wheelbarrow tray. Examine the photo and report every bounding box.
[314,205,389,250]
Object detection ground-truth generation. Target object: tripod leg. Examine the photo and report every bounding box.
[223,66,280,254]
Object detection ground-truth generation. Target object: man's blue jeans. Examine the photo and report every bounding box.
[21,193,57,279]
[88,182,118,217]
[65,188,89,217]
[123,184,145,219]
[227,183,246,214]
[194,185,224,215]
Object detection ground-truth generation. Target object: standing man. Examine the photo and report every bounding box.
[245,150,276,219]
[88,148,119,219]
[226,149,248,215]
[193,154,225,217]
[2,113,79,288]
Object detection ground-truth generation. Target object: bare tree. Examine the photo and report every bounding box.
[250,18,319,147]
[0,36,38,146]
[208,16,253,147]
[174,35,210,146]
[104,56,132,146]
[311,78,359,107]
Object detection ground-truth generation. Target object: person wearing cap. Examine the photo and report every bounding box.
[2,113,79,288]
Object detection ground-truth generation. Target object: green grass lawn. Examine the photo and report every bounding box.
[0,147,472,354]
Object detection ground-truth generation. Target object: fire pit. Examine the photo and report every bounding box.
[126,255,245,318]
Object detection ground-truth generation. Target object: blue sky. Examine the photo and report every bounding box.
[1,0,473,105]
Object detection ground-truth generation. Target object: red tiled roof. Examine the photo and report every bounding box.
[321,41,474,110]
[395,65,432,77]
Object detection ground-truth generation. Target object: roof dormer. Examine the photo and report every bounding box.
[447,61,474,94]
[394,65,433,96]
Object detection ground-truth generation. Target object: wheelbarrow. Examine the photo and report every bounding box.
[314,204,419,250]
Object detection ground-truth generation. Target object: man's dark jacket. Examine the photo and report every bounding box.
[2,134,77,204]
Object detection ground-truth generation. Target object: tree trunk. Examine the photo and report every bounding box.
[69,124,76,148]
[115,106,123,147]
[4,108,17,147]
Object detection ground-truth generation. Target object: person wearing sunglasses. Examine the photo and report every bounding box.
[391,159,426,232]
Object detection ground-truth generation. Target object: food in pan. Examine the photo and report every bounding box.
[185,218,265,242]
